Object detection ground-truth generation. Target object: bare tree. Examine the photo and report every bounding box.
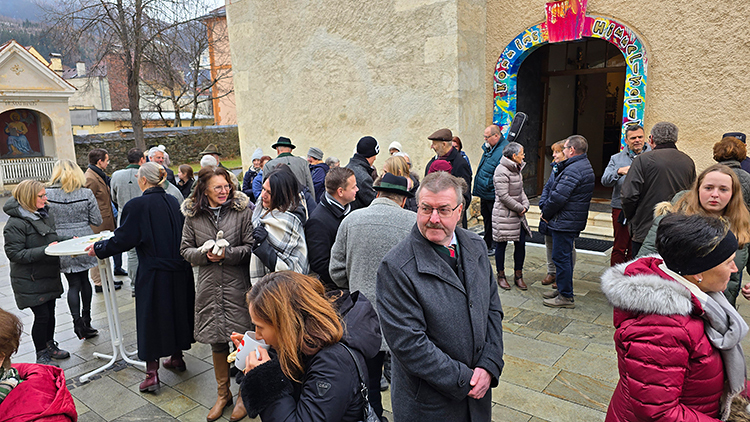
[38,0,211,150]
[140,13,233,128]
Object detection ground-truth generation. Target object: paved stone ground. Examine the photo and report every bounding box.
[2,224,750,422]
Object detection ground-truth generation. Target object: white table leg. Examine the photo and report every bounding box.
[79,257,145,383]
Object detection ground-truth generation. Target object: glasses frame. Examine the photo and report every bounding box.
[418,203,461,218]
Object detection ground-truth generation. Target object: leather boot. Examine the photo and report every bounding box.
[514,270,528,290]
[207,351,233,422]
[541,273,556,285]
[73,317,87,340]
[230,387,247,421]
[497,270,511,290]
[139,360,160,392]
[81,310,98,338]
[163,352,187,372]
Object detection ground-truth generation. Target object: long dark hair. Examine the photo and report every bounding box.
[189,166,235,215]
[264,165,299,213]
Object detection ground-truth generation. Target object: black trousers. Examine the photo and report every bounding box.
[365,350,385,418]
[30,300,56,353]
[480,198,495,249]
[65,271,92,320]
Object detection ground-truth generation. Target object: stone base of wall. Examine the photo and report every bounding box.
[74,126,240,172]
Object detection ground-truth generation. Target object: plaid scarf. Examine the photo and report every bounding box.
[0,367,22,403]
[250,206,308,284]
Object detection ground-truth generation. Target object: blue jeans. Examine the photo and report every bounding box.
[551,230,577,299]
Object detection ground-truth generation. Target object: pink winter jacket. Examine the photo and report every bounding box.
[601,257,724,422]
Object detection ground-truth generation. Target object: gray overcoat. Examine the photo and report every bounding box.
[377,225,505,422]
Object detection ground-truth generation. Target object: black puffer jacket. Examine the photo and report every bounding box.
[240,290,381,422]
[3,198,62,309]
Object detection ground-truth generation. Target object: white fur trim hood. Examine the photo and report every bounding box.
[181,190,250,218]
[600,257,695,317]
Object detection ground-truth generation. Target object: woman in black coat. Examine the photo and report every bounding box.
[86,162,195,393]
[233,271,381,422]
[3,180,69,366]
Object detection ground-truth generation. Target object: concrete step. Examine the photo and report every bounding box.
[524,206,614,241]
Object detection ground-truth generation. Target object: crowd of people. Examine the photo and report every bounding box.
[1,122,749,421]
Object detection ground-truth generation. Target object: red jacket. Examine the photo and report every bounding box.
[0,363,77,422]
[601,257,724,421]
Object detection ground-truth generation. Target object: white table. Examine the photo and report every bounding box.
[46,232,146,382]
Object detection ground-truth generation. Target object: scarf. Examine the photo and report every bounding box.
[249,205,308,284]
[0,366,22,403]
[699,291,749,420]
[88,164,110,187]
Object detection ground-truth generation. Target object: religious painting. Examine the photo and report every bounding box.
[0,109,43,157]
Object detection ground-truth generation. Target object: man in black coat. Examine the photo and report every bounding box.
[346,136,380,210]
[304,167,358,289]
[424,128,473,227]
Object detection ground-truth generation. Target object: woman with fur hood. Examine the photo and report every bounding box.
[180,166,254,422]
[602,213,748,421]
[637,164,750,307]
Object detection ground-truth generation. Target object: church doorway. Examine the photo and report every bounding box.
[517,38,626,196]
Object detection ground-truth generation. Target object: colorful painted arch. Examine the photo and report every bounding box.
[493,15,648,147]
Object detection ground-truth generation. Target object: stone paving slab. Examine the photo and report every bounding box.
[3,220,750,421]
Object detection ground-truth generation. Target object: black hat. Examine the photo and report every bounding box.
[272,137,296,149]
[374,173,414,198]
[723,132,747,143]
[356,136,380,157]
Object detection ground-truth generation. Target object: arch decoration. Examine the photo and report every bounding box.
[493,0,647,146]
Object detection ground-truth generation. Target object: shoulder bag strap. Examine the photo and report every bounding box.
[339,343,370,413]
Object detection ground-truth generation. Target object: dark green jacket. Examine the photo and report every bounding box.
[3,198,62,309]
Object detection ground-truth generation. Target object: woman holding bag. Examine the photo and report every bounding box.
[180,165,254,422]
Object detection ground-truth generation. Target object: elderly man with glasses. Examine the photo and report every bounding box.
[377,171,504,422]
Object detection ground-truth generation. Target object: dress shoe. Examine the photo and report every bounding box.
[113,279,123,287]
[163,353,187,372]
[46,340,70,360]
[542,290,559,299]
[514,270,528,290]
[497,271,511,290]
[543,295,575,308]
[541,273,556,285]
[113,268,128,276]
[140,360,160,392]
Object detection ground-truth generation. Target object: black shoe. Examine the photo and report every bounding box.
[81,312,99,338]
[36,349,59,367]
[114,284,122,290]
[380,374,389,391]
[113,279,123,286]
[73,317,87,340]
[95,285,103,293]
[46,340,70,360]
[113,268,128,276]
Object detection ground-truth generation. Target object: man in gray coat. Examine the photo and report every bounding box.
[110,148,145,294]
[601,124,649,266]
[377,172,504,422]
[330,173,416,420]
[263,137,316,198]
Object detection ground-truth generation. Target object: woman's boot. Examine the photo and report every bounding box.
[73,317,87,340]
[163,352,187,372]
[81,310,98,338]
[230,387,247,421]
[139,360,160,392]
[514,270,528,290]
[497,270,511,290]
[207,351,233,422]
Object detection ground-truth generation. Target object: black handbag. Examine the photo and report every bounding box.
[340,343,381,422]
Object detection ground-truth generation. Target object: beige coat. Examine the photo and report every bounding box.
[492,156,530,242]
[84,167,116,233]
[180,191,254,344]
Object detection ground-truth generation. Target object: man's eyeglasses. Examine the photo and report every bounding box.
[211,185,231,193]
[418,203,460,218]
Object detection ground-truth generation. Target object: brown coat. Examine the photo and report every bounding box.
[84,167,116,233]
[180,191,254,344]
[492,156,530,242]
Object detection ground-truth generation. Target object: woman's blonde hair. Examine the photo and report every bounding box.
[137,162,168,187]
[49,159,86,193]
[246,271,343,382]
[673,163,750,247]
[384,156,410,177]
[12,179,45,212]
